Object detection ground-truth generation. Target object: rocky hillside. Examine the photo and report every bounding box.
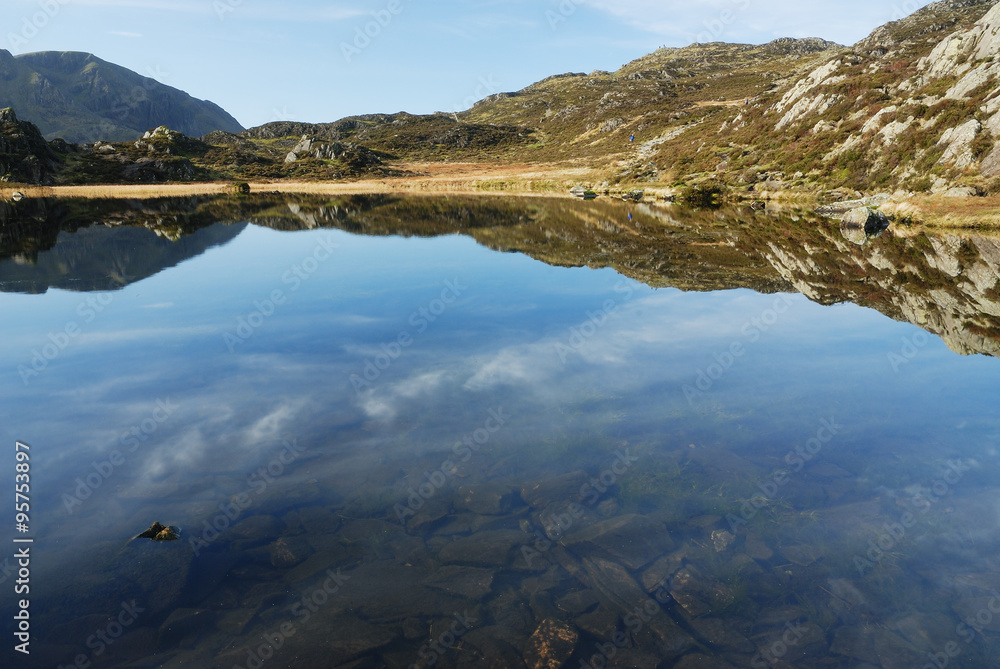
[0,50,243,143]
[630,0,1000,195]
[10,1,1000,195]
[0,108,57,184]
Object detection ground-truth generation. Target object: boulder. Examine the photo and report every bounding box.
[562,514,674,570]
[840,207,890,244]
[438,529,526,567]
[423,565,495,599]
[456,483,517,515]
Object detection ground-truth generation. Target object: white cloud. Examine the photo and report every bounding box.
[359,370,449,421]
[574,0,934,46]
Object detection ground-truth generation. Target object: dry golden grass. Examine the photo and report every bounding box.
[0,161,654,200]
[881,196,1000,228]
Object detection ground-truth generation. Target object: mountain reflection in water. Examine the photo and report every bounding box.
[1,194,999,669]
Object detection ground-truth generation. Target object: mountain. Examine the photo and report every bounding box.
[8,0,1000,199]
[308,0,1000,197]
[0,50,243,143]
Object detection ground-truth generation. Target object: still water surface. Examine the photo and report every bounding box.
[1,195,999,668]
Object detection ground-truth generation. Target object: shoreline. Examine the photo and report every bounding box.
[3,165,1000,228]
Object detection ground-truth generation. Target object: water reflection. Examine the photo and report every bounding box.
[1,195,999,668]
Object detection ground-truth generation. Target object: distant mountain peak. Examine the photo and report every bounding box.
[0,51,243,143]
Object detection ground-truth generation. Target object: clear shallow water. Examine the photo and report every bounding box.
[2,195,1000,668]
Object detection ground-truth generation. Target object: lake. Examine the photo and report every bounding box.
[2,194,999,669]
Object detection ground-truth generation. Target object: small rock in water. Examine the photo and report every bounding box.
[268,536,312,568]
[524,619,581,669]
[136,522,179,541]
[711,529,735,552]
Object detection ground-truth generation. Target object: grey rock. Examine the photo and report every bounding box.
[688,617,755,653]
[840,207,889,245]
[872,628,926,669]
[423,565,495,599]
[669,565,735,617]
[332,563,473,622]
[580,556,695,658]
[944,186,979,197]
[779,544,821,566]
[229,514,283,542]
[269,535,313,568]
[456,483,517,515]
[158,608,213,646]
[439,529,526,567]
[462,627,528,668]
[674,654,739,669]
[573,606,619,639]
[215,608,257,636]
[744,533,774,561]
[326,616,400,656]
[711,529,735,552]
[555,589,600,615]
[952,595,1000,632]
[830,625,880,664]
[297,505,342,534]
[521,470,589,508]
[563,514,674,570]
[816,193,891,215]
[841,206,889,228]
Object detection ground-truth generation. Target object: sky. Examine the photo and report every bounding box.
[0,0,934,129]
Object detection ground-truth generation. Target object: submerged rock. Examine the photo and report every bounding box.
[456,483,518,515]
[423,565,495,599]
[135,522,179,541]
[439,529,525,567]
[563,514,674,570]
[524,619,581,669]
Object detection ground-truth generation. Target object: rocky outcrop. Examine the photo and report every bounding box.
[284,135,384,171]
[0,108,58,184]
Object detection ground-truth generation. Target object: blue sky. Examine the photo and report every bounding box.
[1,0,932,129]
